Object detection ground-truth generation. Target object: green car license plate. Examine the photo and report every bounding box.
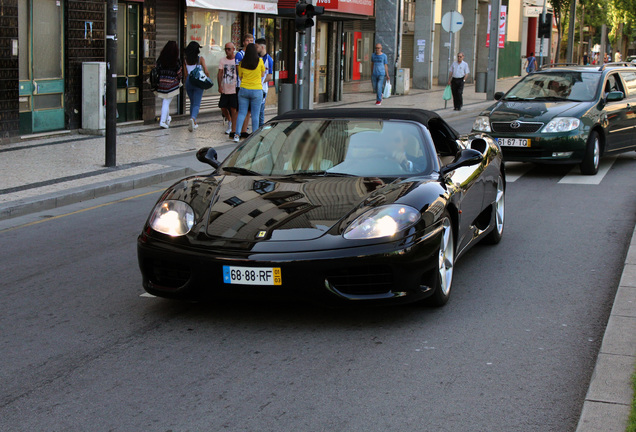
[497,138,531,147]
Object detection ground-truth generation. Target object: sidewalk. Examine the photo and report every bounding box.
[1,76,634,431]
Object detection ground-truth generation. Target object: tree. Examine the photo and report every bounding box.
[550,0,571,62]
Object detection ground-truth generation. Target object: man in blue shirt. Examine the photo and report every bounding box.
[255,38,274,128]
[371,44,390,105]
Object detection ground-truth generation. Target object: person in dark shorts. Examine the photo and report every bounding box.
[218,42,238,138]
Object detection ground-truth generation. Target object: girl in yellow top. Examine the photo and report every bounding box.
[234,43,265,142]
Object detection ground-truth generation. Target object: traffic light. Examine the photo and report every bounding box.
[295,2,325,33]
[538,13,552,38]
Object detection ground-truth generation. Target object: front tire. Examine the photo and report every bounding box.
[427,214,455,307]
[580,131,600,175]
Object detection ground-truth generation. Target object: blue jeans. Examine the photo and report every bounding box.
[185,77,204,120]
[372,74,386,102]
[236,88,262,135]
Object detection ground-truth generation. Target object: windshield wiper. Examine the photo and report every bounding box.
[284,170,356,177]
[503,96,534,101]
[221,166,261,176]
[534,96,569,101]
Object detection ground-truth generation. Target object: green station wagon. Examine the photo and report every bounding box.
[472,63,636,174]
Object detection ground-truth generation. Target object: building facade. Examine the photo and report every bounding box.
[0,0,536,143]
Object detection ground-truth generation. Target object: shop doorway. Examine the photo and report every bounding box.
[18,0,65,134]
[116,1,142,122]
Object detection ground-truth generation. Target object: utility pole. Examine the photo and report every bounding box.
[294,1,323,110]
[486,0,500,100]
[105,0,118,167]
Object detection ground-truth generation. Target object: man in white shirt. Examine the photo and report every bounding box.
[447,52,470,111]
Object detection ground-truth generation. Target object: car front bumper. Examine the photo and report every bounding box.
[137,226,444,305]
[492,131,588,164]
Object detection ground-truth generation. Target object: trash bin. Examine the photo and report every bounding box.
[475,72,487,93]
[278,83,296,115]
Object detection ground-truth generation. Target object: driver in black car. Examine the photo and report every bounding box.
[382,128,427,173]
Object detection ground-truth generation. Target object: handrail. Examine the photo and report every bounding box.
[599,62,634,71]
[539,63,579,70]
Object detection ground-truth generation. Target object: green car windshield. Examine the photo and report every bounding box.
[220,119,436,177]
[504,72,600,102]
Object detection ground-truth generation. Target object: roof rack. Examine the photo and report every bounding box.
[539,63,579,70]
[599,62,634,71]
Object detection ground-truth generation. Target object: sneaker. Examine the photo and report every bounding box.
[166,116,172,126]
[160,122,169,129]
[233,134,240,143]
[240,132,249,139]
[225,122,232,134]
[375,101,382,106]
[188,118,195,132]
[193,122,198,130]
[229,132,235,139]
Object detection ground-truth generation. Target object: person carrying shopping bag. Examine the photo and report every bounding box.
[233,44,265,143]
[184,41,211,132]
[371,43,390,105]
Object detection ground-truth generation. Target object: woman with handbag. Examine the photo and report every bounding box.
[184,41,211,132]
[155,41,182,129]
[233,43,265,143]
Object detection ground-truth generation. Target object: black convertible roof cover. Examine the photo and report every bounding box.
[271,108,441,127]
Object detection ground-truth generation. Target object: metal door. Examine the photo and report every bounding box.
[18,0,65,134]
[116,2,141,122]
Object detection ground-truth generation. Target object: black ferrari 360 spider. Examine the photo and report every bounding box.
[138,108,505,306]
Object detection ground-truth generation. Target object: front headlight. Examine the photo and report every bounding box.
[344,205,421,240]
[149,200,195,236]
[473,116,492,132]
[542,117,581,133]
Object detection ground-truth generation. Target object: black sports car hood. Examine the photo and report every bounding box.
[484,100,588,122]
[166,174,429,242]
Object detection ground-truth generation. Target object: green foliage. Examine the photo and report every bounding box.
[627,367,636,432]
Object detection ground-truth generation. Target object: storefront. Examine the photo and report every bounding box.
[315,0,375,102]
[184,0,279,113]
[18,0,65,134]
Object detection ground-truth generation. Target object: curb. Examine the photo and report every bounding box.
[0,165,194,220]
[576,226,636,432]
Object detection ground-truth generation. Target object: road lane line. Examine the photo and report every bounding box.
[505,162,534,182]
[558,157,617,185]
[0,189,163,234]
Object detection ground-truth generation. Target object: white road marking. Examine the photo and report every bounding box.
[140,293,156,298]
[558,157,617,185]
[505,162,534,182]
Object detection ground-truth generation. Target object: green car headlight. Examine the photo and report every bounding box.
[542,117,581,133]
[344,205,421,240]
[149,200,195,236]
[473,116,492,132]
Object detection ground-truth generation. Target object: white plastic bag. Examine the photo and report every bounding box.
[383,81,392,99]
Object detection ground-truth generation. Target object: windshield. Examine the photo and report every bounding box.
[504,72,600,101]
[220,119,436,177]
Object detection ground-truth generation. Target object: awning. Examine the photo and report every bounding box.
[186,0,278,14]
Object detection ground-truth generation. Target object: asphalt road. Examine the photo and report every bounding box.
[1,115,635,431]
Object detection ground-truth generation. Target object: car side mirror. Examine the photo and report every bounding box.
[196,147,220,169]
[606,91,624,102]
[494,92,505,100]
[440,148,484,176]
